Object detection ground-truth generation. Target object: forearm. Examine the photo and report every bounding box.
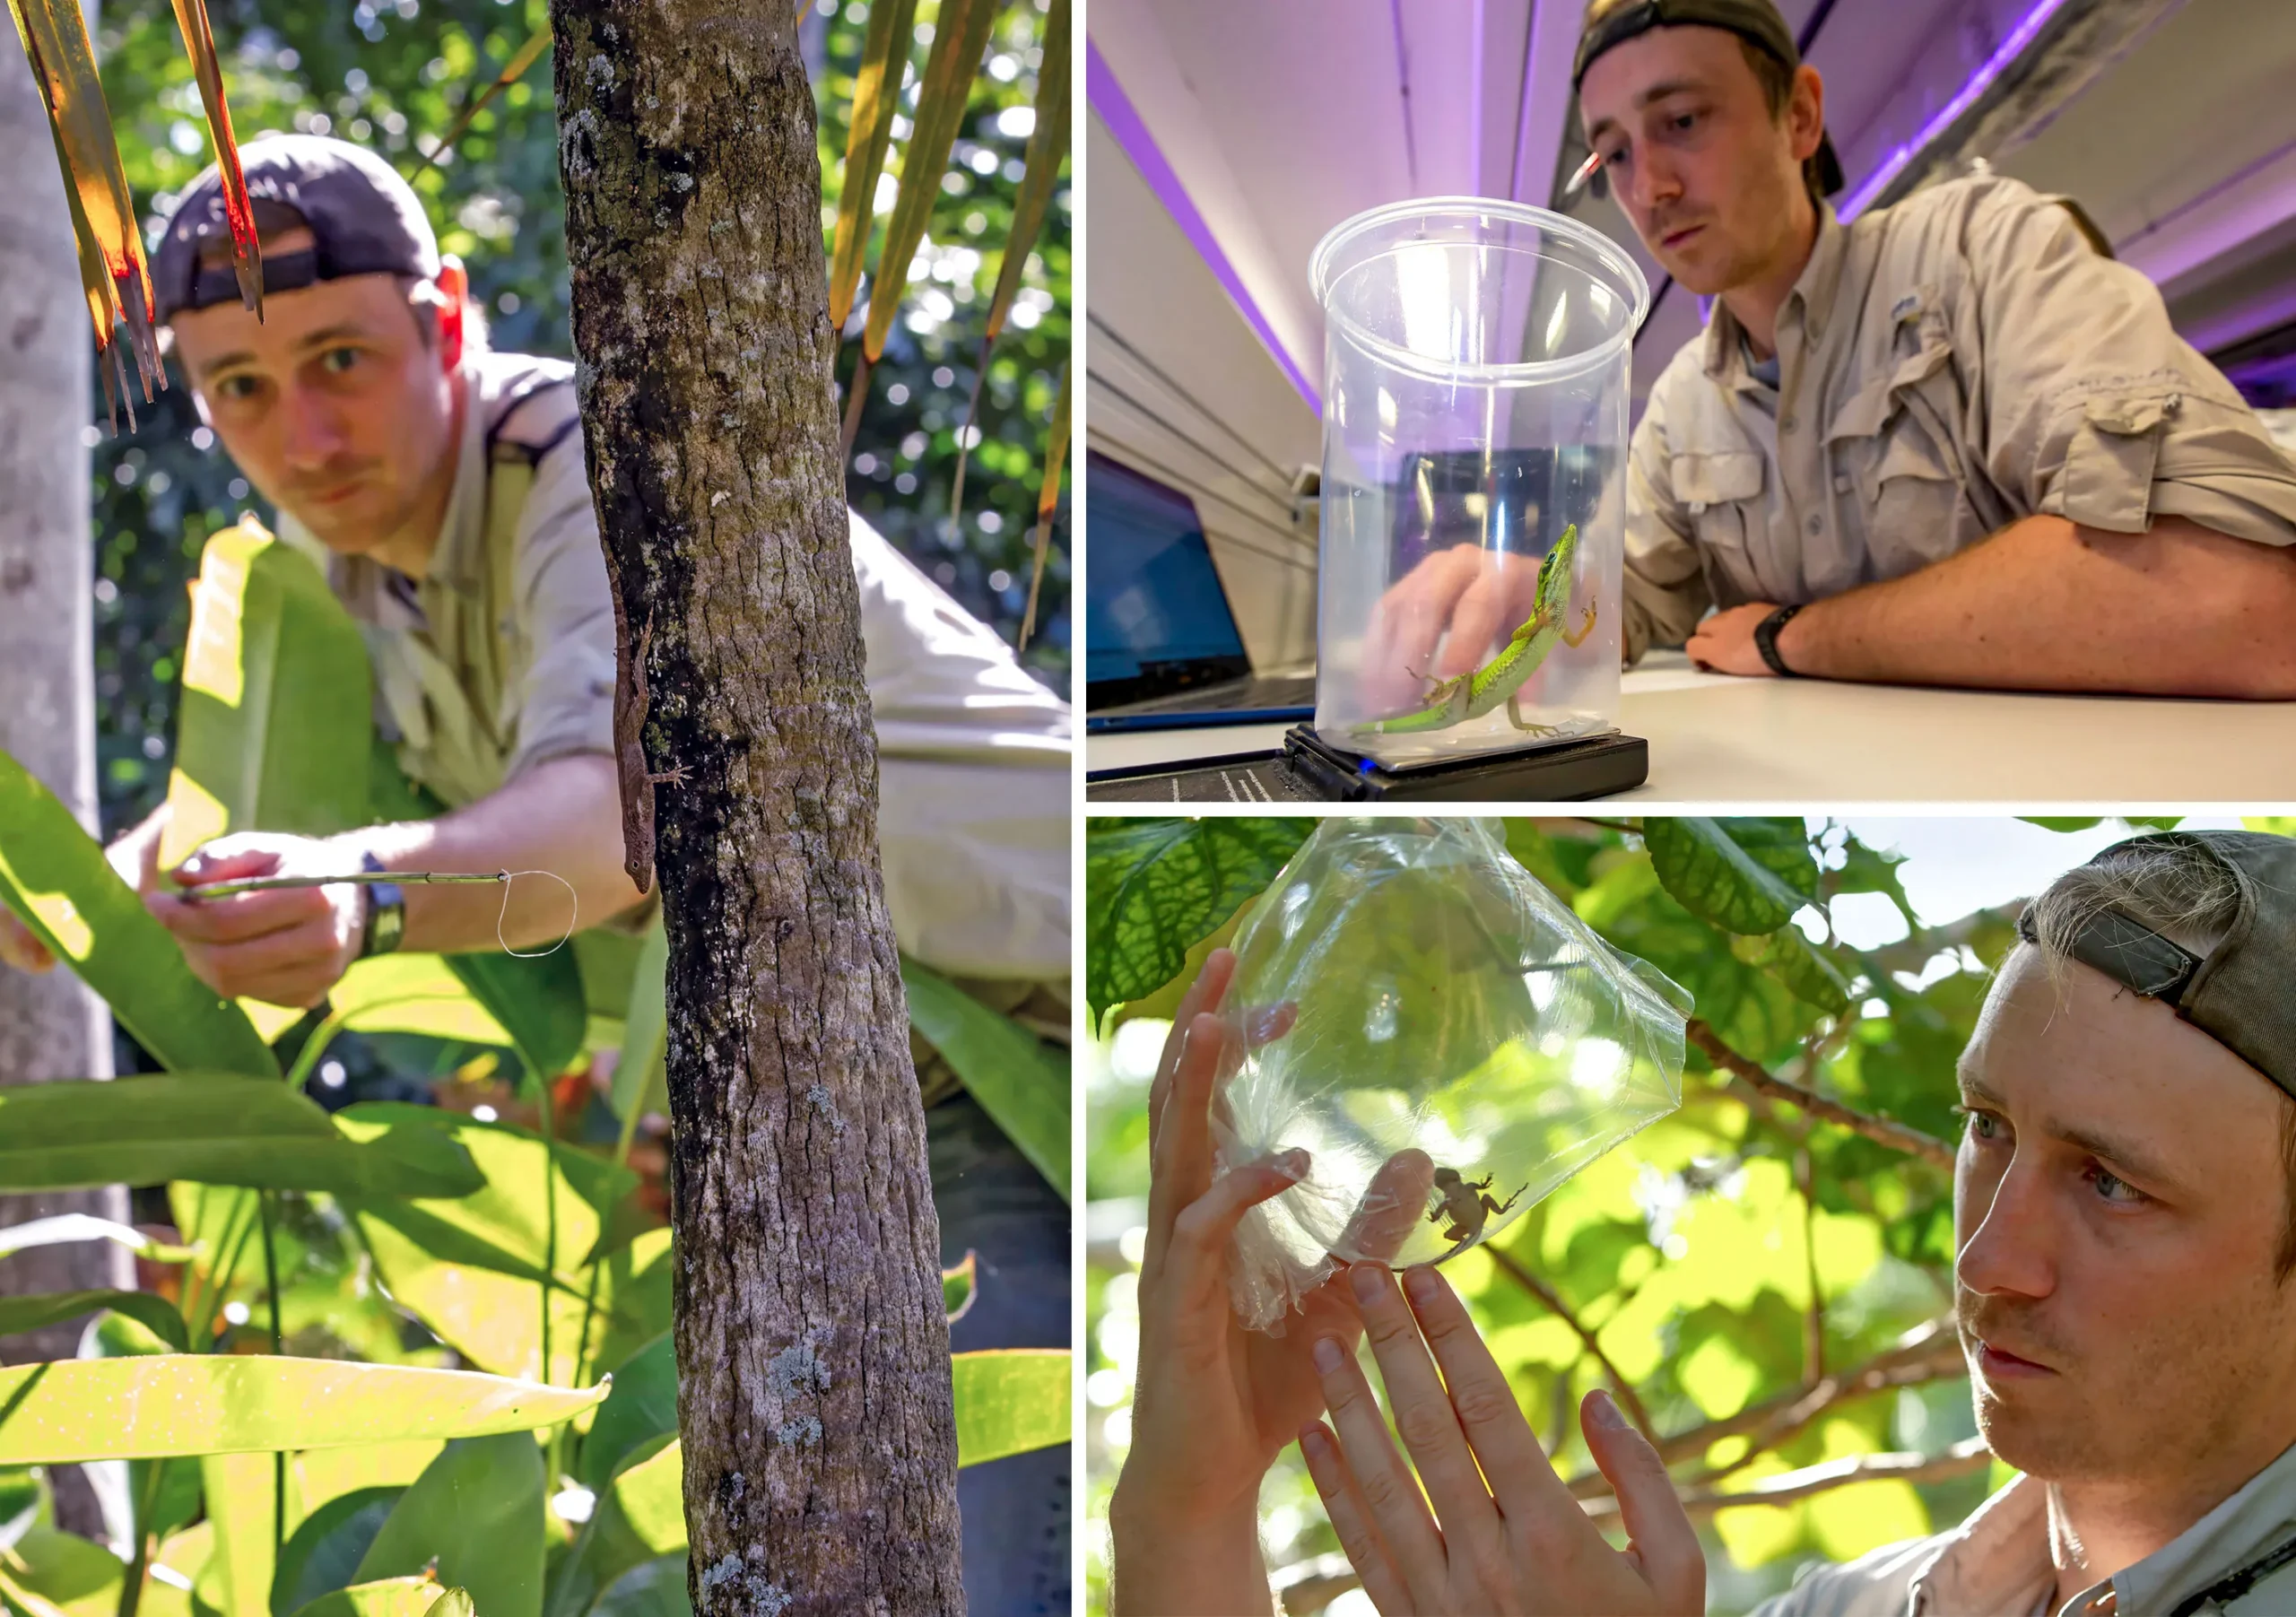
[1779,514,2296,697]
[349,753,646,952]
[1108,1489,1273,1617]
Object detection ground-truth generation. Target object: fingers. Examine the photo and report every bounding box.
[1341,1264,1504,1557]
[149,882,332,947]
[1361,547,1482,711]
[1144,1009,1233,1276]
[1162,1149,1310,1320]
[1399,1265,1570,1523]
[178,912,346,1007]
[1582,1390,1703,1611]
[1309,1323,1448,1603]
[1431,555,1534,682]
[1338,1149,1436,1265]
[1298,1421,1418,1616]
[0,910,56,973]
[1147,949,1235,1161]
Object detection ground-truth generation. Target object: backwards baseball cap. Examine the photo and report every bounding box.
[2017,830,2296,1100]
[153,134,439,322]
[1572,0,1847,197]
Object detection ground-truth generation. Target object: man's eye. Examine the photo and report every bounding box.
[1602,147,1629,170]
[1953,1106,2002,1143]
[1670,111,1699,133]
[2090,1167,2146,1205]
[320,347,361,375]
[214,375,261,401]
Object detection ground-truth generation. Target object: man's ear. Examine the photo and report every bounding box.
[434,256,469,371]
[1789,63,1825,164]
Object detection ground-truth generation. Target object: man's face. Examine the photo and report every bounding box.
[1953,947,2296,1484]
[169,228,460,559]
[1577,25,1816,296]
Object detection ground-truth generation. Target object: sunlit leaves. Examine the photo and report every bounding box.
[1083,816,1312,1023]
[826,0,920,330]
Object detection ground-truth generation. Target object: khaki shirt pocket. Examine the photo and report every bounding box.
[2059,392,2177,533]
[1674,448,1767,602]
[1826,341,1967,574]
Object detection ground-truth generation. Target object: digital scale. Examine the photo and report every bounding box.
[1083,726,1650,804]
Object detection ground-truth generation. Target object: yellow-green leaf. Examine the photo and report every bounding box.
[826,0,921,330]
[901,958,1068,1200]
[951,1348,1069,1467]
[287,1578,447,1617]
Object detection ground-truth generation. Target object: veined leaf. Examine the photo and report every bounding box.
[1084,817,1312,1023]
[1730,926,1854,1015]
[1018,359,1069,650]
[901,958,1068,1200]
[0,1358,605,1464]
[286,1579,446,1617]
[857,0,1000,363]
[1645,817,1814,937]
[163,0,261,312]
[0,748,277,1077]
[161,519,372,872]
[951,1348,1070,1467]
[0,1291,186,1353]
[355,1437,543,1617]
[0,1078,480,1198]
[826,0,921,330]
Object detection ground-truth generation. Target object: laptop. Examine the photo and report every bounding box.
[1083,451,1318,733]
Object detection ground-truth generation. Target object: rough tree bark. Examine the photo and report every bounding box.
[546,3,966,1613]
[0,21,131,1543]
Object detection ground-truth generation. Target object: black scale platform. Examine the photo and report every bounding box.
[1084,726,1649,804]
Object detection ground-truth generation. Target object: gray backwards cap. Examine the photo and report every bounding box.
[153,134,439,322]
[2017,830,2296,1100]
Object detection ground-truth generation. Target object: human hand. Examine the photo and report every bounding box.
[148,832,365,1008]
[1300,1262,1703,1616]
[1358,544,1544,717]
[0,812,166,974]
[1683,602,1779,677]
[1111,948,1431,1607]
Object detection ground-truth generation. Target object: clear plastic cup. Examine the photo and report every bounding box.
[1309,198,1650,768]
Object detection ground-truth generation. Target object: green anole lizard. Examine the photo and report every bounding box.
[611,591,687,896]
[1367,522,1600,736]
[1429,1166,1526,1260]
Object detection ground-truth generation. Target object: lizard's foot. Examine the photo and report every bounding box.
[1562,598,1600,648]
[648,761,691,788]
[1505,694,1563,737]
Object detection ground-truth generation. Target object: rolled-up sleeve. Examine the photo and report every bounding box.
[1963,183,2296,548]
[502,439,619,781]
[1622,386,1716,662]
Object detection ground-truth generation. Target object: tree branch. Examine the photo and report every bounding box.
[1688,1021,1956,1169]
[1581,1437,1992,1526]
[1797,1146,1824,1383]
[1481,1241,1660,1447]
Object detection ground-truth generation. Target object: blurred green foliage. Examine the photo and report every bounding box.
[1082,815,2066,1616]
[84,0,1069,838]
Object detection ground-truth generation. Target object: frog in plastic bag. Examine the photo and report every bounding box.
[1210,817,1690,1333]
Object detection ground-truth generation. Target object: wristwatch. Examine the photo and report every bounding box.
[359,852,406,959]
[1753,604,1806,678]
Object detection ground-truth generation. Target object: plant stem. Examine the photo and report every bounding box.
[116,1459,166,1617]
[261,1193,285,1558]
[1688,1020,1957,1169]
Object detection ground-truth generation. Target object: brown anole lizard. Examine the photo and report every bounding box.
[1428,1166,1526,1261]
[611,590,687,895]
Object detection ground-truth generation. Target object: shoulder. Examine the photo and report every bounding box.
[1751,1533,1950,1617]
[1856,172,2085,271]
[473,351,583,465]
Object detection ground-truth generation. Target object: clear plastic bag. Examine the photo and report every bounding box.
[1212,817,1689,1333]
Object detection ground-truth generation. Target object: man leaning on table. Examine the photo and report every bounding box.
[1379,0,2296,701]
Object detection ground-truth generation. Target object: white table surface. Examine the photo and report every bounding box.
[1086,653,2296,804]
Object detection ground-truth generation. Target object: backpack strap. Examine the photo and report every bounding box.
[2168,1531,2296,1617]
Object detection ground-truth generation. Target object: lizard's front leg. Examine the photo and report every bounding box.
[1563,597,1600,648]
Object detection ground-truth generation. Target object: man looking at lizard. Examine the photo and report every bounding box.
[1366,0,2296,705]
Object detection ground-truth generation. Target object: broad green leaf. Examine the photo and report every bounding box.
[1084,818,1313,1022]
[825,0,922,329]
[0,1526,125,1617]
[858,0,1001,362]
[0,1291,186,1352]
[605,1443,683,1556]
[571,926,648,1033]
[322,955,514,1048]
[0,749,277,1077]
[612,922,669,1123]
[446,948,588,1083]
[901,958,1069,1200]
[1731,927,1853,1014]
[589,1557,686,1617]
[1644,817,1812,936]
[272,1488,403,1617]
[161,519,370,872]
[356,1436,543,1617]
[0,1079,481,1198]
[422,1593,474,1617]
[951,1349,1070,1467]
[0,1357,606,1463]
[578,1335,677,1494]
[943,1251,976,1324]
[286,1578,446,1617]
[202,1449,289,1617]
[0,1214,195,1264]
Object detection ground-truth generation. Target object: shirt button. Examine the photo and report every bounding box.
[1781,413,1798,433]
[1807,516,1822,535]
[1834,474,1852,494]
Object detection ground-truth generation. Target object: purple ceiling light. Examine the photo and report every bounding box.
[1087,35,1323,413]
[1838,0,2073,222]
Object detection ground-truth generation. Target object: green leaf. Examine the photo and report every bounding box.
[322,955,517,1048]
[605,1442,683,1556]
[2018,816,2102,831]
[272,1487,403,1617]
[160,521,371,871]
[0,1526,126,1617]
[0,1078,481,1198]
[1731,927,1854,1015]
[355,1435,544,1617]
[1084,818,1312,1023]
[0,1356,606,1463]
[589,1558,686,1617]
[1644,817,1813,936]
[900,957,1069,1200]
[422,1593,474,1617]
[0,1291,186,1352]
[826,0,922,329]
[943,1251,977,1324]
[951,1348,1070,1467]
[0,749,277,1078]
[202,1449,285,1617]
[286,1578,448,1617]
[446,948,588,1084]
[578,1334,677,1494]
[0,1213,196,1264]
[612,922,669,1123]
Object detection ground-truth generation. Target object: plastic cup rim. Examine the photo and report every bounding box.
[1309,196,1654,386]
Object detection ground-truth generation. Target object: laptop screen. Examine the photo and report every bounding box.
[1083,451,1252,708]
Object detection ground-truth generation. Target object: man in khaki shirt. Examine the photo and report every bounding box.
[1375,0,2296,705]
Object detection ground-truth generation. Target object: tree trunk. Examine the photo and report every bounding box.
[547,4,966,1613]
[0,20,131,1543]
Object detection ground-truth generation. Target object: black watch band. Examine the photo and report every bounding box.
[1753,603,1805,678]
[358,852,405,959]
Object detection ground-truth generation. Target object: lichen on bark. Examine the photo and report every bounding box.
[545,0,964,1608]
